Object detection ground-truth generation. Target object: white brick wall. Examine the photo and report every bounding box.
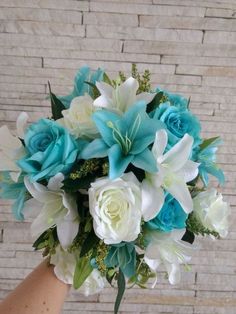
[0,1,235,313]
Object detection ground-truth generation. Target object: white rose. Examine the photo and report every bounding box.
[59,94,99,139]
[193,189,230,238]
[51,247,104,295]
[89,172,142,244]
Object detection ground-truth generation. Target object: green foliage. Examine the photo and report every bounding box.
[84,81,100,99]
[95,241,109,275]
[131,63,151,93]
[146,91,165,113]
[128,256,156,288]
[103,72,115,87]
[199,136,220,151]
[63,159,108,192]
[73,256,93,289]
[32,228,58,256]
[114,269,126,314]
[80,229,100,258]
[48,81,65,120]
[181,229,195,244]
[186,212,220,238]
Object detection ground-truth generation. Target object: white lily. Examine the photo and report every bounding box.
[142,129,199,221]
[50,246,105,295]
[0,112,28,182]
[144,229,193,285]
[23,173,79,249]
[93,77,155,113]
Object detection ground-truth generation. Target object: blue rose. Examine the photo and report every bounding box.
[17,119,81,182]
[153,102,201,149]
[158,88,189,109]
[146,194,188,232]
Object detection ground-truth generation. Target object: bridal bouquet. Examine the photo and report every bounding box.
[0,65,230,313]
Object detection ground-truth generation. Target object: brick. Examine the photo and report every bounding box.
[203,76,236,88]
[0,21,85,37]
[0,34,123,52]
[197,273,236,291]
[204,30,236,44]
[162,55,236,67]
[140,15,236,32]
[205,8,236,19]
[177,65,236,77]
[87,25,203,43]
[90,2,205,17]
[3,226,32,243]
[194,306,236,314]
[0,55,42,67]
[84,12,138,27]
[124,40,236,58]
[0,0,89,11]
[155,0,236,9]
[0,8,83,24]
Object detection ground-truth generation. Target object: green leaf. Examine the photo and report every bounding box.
[114,269,126,314]
[84,81,100,99]
[103,72,113,86]
[199,136,219,151]
[33,230,48,250]
[181,229,195,244]
[73,256,93,289]
[48,81,65,120]
[80,230,100,257]
[146,91,164,113]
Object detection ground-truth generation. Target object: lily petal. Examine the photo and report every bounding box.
[24,176,56,203]
[48,173,65,191]
[16,112,29,139]
[57,218,79,249]
[136,91,156,105]
[159,134,194,172]
[165,262,181,285]
[132,148,157,173]
[116,77,139,111]
[108,144,133,179]
[92,109,119,147]
[94,81,114,108]
[141,179,164,221]
[166,179,193,213]
[80,139,109,159]
[176,160,200,183]
[152,129,168,159]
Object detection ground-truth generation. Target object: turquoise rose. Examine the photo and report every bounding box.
[146,194,188,232]
[17,119,81,182]
[158,88,189,109]
[153,102,201,149]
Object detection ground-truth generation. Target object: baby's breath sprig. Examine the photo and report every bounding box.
[131,64,151,93]
[95,241,109,275]
[69,159,101,180]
